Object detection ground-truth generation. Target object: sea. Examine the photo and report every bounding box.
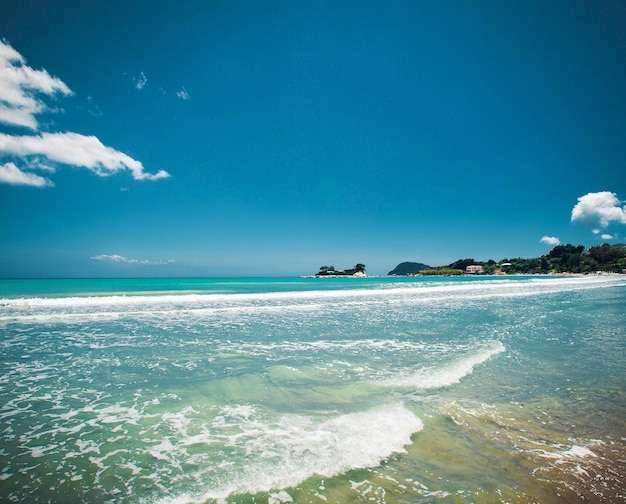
[0,275,624,503]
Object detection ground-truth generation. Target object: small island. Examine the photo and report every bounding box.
[316,263,367,277]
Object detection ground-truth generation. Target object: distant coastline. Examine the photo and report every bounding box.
[388,243,626,276]
[310,243,626,278]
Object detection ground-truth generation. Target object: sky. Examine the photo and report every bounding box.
[1,0,625,277]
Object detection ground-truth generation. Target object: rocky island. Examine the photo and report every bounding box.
[315,264,367,277]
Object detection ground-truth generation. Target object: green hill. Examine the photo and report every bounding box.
[388,262,430,276]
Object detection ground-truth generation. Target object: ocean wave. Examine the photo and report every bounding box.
[155,403,423,503]
[378,341,506,389]
[2,275,622,307]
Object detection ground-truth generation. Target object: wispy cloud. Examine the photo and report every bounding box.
[0,39,73,129]
[0,161,53,187]
[540,236,561,246]
[0,40,170,186]
[134,71,147,90]
[571,191,626,233]
[176,87,189,100]
[85,96,103,118]
[91,254,175,265]
[0,132,169,180]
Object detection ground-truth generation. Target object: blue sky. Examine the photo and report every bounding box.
[1,0,625,277]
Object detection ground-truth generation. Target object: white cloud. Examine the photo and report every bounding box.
[540,236,561,246]
[0,132,170,181]
[0,40,170,186]
[91,254,175,265]
[601,234,613,240]
[0,39,73,129]
[176,87,189,100]
[571,191,626,232]
[0,161,53,187]
[134,71,147,90]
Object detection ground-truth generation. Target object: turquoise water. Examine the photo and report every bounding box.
[0,275,508,298]
[1,275,625,503]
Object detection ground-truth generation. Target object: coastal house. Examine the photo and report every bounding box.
[465,264,484,274]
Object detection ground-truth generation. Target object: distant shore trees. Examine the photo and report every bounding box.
[497,243,625,274]
[419,268,464,276]
[392,243,626,276]
[445,244,625,275]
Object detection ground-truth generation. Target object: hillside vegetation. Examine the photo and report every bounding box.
[392,244,626,275]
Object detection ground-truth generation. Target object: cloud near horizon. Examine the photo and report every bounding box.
[540,236,561,246]
[571,191,626,233]
[91,254,175,265]
[0,40,169,186]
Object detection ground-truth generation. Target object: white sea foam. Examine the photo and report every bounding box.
[533,443,599,462]
[234,338,433,359]
[268,490,294,503]
[379,341,505,389]
[2,275,622,325]
[148,439,177,462]
[156,403,423,503]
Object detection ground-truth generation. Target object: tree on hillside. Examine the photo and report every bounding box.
[548,244,584,258]
[587,244,626,272]
[448,258,476,271]
[589,244,625,263]
[546,244,585,272]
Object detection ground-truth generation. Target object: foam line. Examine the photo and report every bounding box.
[157,403,423,503]
[379,341,506,389]
[1,275,622,313]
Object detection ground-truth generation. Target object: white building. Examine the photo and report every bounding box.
[465,264,484,274]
